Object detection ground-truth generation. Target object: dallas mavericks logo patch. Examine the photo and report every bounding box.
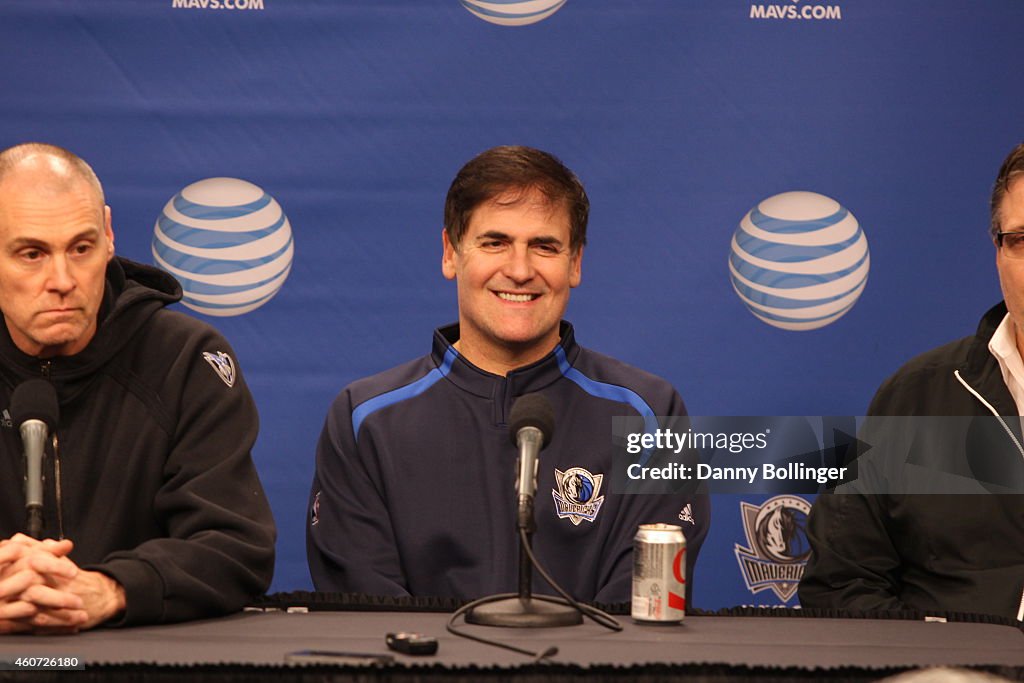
[552,467,605,526]
[734,495,812,602]
[202,351,236,388]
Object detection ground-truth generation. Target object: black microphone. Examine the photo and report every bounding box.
[509,393,554,529]
[11,379,59,540]
[463,393,582,628]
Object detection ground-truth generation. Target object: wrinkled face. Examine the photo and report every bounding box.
[442,188,582,371]
[996,176,1024,353]
[0,169,114,358]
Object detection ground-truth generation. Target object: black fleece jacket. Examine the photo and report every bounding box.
[799,302,1024,619]
[0,257,275,625]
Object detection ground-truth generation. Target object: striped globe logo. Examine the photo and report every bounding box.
[152,177,294,317]
[461,0,567,26]
[729,191,869,331]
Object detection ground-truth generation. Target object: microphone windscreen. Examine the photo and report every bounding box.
[509,393,554,448]
[10,379,59,430]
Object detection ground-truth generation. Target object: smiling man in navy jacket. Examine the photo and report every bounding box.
[308,146,708,604]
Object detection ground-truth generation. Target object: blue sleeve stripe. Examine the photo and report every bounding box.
[352,347,458,437]
[554,347,661,466]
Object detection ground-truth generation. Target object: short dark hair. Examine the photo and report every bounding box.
[990,142,1024,240]
[444,146,589,253]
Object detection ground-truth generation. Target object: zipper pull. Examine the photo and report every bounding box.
[53,432,65,541]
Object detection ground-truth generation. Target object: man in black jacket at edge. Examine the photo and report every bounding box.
[0,143,275,634]
[799,143,1024,621]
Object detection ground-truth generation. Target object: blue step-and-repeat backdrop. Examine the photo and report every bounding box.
[3,0,1022,609]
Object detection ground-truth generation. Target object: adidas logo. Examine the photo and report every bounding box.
[678,503,695,525]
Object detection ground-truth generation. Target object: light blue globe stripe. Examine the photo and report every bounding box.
[461,0,566,20]
[553,346,660,467]
[154,235,291,274]
[154,235,293,276]
[749,207,848,234]
[729,249,867,287]
[735,226,862,262]
[730,272,868,309]
[182,287,279,311]
[172,192,272,220]
[748,297,859,325]
[173,261,291,296]
[157,213,285,247]
[465,0,551,4]
[352,347,458,438]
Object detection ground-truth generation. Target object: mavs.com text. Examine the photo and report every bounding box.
[750,4,842,20]
[172,0,265,10]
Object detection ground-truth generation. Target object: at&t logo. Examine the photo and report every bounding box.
[729,191,869,331]
[152,178,294,317]
[461,0,566,26]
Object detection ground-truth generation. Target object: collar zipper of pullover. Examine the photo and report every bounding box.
[950,370,1024,622]
[953,370,1024,459]
[52,432,64,539]
[38,360,65,539]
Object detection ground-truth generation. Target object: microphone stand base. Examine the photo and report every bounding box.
[465,596,583,628]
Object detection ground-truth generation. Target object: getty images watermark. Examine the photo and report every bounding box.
[611,416,1024,496]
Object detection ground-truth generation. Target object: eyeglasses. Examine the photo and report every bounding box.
[996,232,1024,259]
